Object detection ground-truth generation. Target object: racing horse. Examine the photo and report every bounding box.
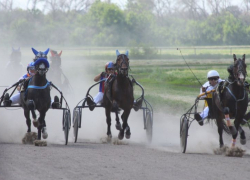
[103,50,134,140]
[5,47,23,83]
[47,50,72,95]
[213,54,248,147]
[20,55,51,140]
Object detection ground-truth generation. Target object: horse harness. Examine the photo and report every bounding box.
[216,79,248,117]
[23,76,51,100]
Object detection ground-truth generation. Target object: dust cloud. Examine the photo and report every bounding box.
[0,51,248,155]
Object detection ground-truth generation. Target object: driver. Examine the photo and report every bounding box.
[3,62,36,106]
[195,70,223,126]
[87,62,115,111]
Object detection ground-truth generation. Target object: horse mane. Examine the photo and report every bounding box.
[227,64,234,81]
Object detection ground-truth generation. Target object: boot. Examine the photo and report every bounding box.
[3,93,12,106]
[86,97,96,111]
[51,96,60,108]
[194,113,203,126]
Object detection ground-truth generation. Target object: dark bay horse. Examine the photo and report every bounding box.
[213,54,248,147]
[5,47,23,83]
[20,57,51,140]
[47,50,71,94]
[103,50,134,140]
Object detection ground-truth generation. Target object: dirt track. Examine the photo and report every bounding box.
[1,137,250,180]
[1,110,250,180]
[1,57,250,180]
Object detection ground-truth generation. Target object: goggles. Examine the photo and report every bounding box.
[208,77,218,81]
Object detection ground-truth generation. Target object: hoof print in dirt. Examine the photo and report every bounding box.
[34,140,47,146]
[22,132,37,144]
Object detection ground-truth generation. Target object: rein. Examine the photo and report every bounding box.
[225,85,246,102]
[223,79,247,118]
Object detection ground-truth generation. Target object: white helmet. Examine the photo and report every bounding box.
[207,70,219,78]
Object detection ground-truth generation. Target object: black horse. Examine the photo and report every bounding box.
[20,57,51,140]
[103,50,134,140]
[213,54,248,147]
[5,47,23,83]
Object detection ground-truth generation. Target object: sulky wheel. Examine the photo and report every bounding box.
[73,109,79,143]
[180,116,188,153]
[63,110,70,145]
[146,111,153,143]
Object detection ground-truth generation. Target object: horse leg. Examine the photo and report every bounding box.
[39,112,48,139]
[223,107,237,135]
[115,111,121,130]
[24,109,31,132]
[119,109,131,140]
[105,107,112,139]
[238,125,246,145]
[27,100,38,127]
[216,117,224,148]
[230,119,240,147]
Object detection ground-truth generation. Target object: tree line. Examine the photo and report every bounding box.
[1,0,250,47]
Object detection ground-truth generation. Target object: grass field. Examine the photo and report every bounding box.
[89,56,250,114]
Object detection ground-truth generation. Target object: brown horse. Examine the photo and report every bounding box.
[103,50,134,140]
[213,54,248,147]
[47,50,72,95]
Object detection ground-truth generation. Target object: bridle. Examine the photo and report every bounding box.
[233,59,247,86]
[35,63,48,76]
[116,54,129,76]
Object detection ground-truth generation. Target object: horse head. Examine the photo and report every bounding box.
[115,50,129,76]
[50,49,62,68]
[10,47,21,62]
[233,54,247,86]
[33,58,50,76]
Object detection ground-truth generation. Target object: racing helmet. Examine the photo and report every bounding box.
[207,70,219,79]
[107,62,114,69]
[105,61,114,72]
[27,62,36,75]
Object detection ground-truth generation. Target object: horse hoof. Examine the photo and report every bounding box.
[229,126,237,135]
[240,138,246,145]
[115,123,121,130]
[125,134,130,139]
[125,130,131,139]
[107,135,112,143]
[42,127,48,139]
[33,119,38,127]
[118,132,124,140]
